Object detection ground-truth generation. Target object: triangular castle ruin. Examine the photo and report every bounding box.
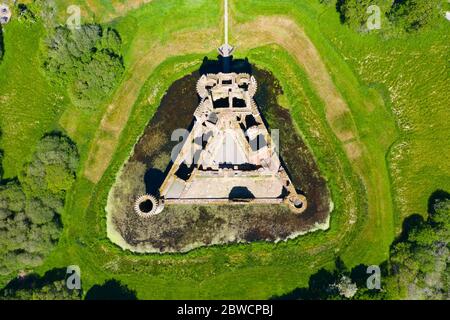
[134,0,307,218]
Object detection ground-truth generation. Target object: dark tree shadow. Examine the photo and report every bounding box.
[272,189,450,300]
[40,131,79,160]
[0,150,3,181]
[334,256,347,273]
[0,267,80,296]
[272,258,347,300]
[428,189,450,215]
[349,264,372,288]
[271,287,310,300]
[271,268,336,300]
[393,214,424,245]
[85,279,137,300]
[335,0,346,24]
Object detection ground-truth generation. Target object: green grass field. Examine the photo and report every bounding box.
[0,21,71,178]
[0,0,448,299]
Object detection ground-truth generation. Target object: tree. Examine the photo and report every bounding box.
[385,193,449,299]
[319,0,332,6]
[332,276,358,299]
[0,133,79,276]
[5,280,81,300]
[43,25,124,108]
[0,268,82,300]
[389,0,443,32]
[21,134,79,199]
[337,0,392,31]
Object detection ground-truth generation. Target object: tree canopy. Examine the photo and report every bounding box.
[385,193,449,299]
[0,267,81,300]
[0,134,79,276]
[337,0,444,32]
[1,279,81,300]
[21,134,79,198]
[336,0,392,31]
[43,24,124,108]
[389,0,443,32]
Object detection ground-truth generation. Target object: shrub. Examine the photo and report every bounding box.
[21,134,79,198]
[4,279,81,300]
[337,0,392,31]
[389,0,443,32]
[43,25,124,109]
[0,267,82,300]
[0,133,79,276]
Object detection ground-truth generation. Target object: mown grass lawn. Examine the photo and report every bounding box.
[0,0,448,299]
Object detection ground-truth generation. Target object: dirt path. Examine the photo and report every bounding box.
[83,16,362,183]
